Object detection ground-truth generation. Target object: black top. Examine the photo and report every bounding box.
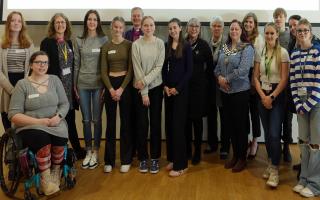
[162,41,193,93]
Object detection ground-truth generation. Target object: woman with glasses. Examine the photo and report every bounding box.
[0,11,33,130]
[185,18,213,165]
[253,22,289,188]
[40,13,86,160]
[290,18,320,198]
[8,51,69,196]
[74,10,107,170]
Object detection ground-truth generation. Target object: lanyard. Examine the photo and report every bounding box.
[58,43,68,63]
[263,47,274,80]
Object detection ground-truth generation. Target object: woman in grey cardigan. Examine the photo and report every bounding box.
[0,11,33,130]
[74,10,108,170]
[132,16,165,174]
[9,51,69,196]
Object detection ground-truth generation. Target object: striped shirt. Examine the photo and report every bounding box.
[290,45,320,113]
[7,44,26,73]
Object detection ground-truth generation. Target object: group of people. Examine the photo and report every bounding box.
[0,6,320,198]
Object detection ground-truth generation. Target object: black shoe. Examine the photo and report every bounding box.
[75,147,86,160]
[192,149,201,165]
[283,144,292,162]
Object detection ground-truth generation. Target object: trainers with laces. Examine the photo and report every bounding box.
[81,151,92,169]
[120,164,131,173]
[300,187,315,198]
[104,165,112,173]
[139,160,148,173]
[150,159,159,174]
[89,151,98,169]
[262,165,271,179]
[293,184,304,193]
[266,167,279,187]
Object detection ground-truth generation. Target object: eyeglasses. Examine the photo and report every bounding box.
[33,61,48,65]
[189,25,200,28]
[297,29,310,34]
[55,21,66,25]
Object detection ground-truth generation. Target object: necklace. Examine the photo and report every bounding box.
[29,77,49,88]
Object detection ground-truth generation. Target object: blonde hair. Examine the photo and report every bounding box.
[264,22,282,71]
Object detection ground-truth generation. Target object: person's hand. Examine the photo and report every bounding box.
[48,114,61,127]
[218,76,230,91]
[74,86,80,101]
[142,95,150,107]
[299,110,304,115]
[38,118,51,126]
[164,86,171,97]
[114,87,124,101]
[109,88,118,101]
[100,88,105,103]
[262,95,272,109]
[169,88,179,96]
[135,80,145,90]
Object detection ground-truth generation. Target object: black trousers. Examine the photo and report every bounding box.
[1,112,11,131]
[19,129,67,154]
[282,88,293,144]
[219,106,230,153]
[104,76,132,166]
[206,84,218,149]
[130,85,138,156]
[65,109,82,152]
[165,89,188,171]
[134,85,163,161]
[247,91,261,138]
[221,90,249,160]
[186,117,203,156]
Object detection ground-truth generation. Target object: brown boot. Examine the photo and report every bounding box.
[224,157,238,169]
[41,169,60,195]
[232,159,247,173]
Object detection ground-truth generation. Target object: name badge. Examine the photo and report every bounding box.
[261,81,272,91]
[14,49,25,53]
[108,50,116,54]
[92,48,100,53]
[62,67,71,76]
[298,87,307,96]
[28,94,39,99]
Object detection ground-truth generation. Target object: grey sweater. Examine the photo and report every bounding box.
[74,36,108,89]
[8,75,70,138]
[132,37,165,96]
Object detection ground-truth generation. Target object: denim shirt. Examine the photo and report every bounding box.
[214,44,254,94]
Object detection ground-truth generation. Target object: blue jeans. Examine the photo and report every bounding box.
[79,89,103,150]
[258,92,285,166]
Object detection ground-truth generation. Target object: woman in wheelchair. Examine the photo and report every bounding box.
[8,51,70,196]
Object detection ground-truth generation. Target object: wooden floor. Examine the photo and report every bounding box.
[0,143,317,200]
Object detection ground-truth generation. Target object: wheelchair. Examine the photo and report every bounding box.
[0,128,77,200]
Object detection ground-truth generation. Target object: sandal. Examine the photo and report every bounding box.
[169,168,188,177]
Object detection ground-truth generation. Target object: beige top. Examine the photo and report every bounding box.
[0,43,34,112]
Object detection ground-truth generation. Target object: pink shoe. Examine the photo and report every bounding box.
[166,162,173,171]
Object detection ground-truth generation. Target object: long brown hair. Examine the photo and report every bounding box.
[1,11,32,49]
[167,18,184,59]
[80,10,105,39]
[47,13,72,40]
[242,12,259,44]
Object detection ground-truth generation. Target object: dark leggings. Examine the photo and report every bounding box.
[19,129,67,154]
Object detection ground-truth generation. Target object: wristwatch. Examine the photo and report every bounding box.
[57,113,63,119]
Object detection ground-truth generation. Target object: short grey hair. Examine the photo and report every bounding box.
[187,18,201,27]
[131,7,144,16]
[210,16,224,28]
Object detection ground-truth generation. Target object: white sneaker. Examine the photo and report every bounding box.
[262,165,271,179]
[300,187,315,198]
[89,151,98,169]
[266,167,279,187]
[104,165,112,173]
[293,184,304,193]
[81,151,92,169]
[120,164,131,173]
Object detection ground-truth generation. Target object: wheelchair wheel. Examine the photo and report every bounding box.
[0,131,21,197]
